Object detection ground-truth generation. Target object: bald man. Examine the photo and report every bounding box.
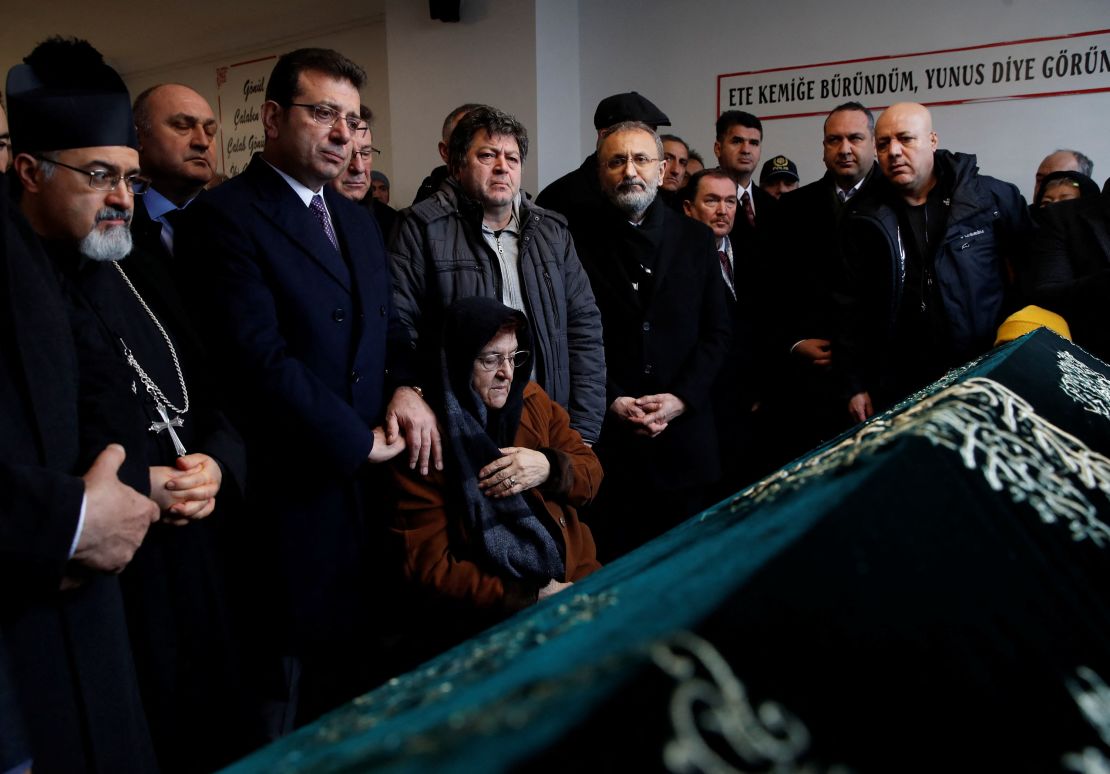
[132,83,219,257]
[836,102,1032,421]
[1034,149,1094,200]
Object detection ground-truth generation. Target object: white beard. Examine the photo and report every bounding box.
[610,176,659,219]
[80,224,133,262]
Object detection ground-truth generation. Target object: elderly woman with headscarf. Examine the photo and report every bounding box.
[1032,170,1100,212]
[389,297,601,646]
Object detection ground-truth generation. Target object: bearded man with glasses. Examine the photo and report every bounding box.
[7,36,260,772]
[571,121,732,560]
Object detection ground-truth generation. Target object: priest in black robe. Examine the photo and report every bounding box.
[8,37,255,773]
[1,168,160,773]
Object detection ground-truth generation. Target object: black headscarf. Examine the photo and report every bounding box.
[441,296,532,446]
[1034,171,1100,209]
[438,297,565,582]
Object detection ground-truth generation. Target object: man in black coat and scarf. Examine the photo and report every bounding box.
[568,121,731,559]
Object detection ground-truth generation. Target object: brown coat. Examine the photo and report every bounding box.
[389,382,602,617]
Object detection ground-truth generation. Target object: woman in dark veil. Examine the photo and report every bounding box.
[389,297,601,653]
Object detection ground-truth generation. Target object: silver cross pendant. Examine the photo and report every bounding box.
[150,403,187,457]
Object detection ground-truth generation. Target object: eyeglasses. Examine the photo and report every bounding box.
[474,350,530,371]
[353,146,382,160]
[289,103,367,134]
[603,154,660,171]
[37,156,151,194]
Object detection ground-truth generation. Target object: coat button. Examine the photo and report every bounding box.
[380,305,386,317]
[642,321,651,332]
[333,307,346,322]
[644,364,653,375]
[350,369,361,383]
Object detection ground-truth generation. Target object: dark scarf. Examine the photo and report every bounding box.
[1032,170,1101,210]
[439,297,565,582]
[607,196,665,301]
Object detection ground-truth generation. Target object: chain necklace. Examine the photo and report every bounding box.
[112,261,190,417]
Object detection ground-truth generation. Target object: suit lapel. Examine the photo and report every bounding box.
[131,198,166,257]
[325,186,364,285]
[247,159,352,292]
[328,187,380,359]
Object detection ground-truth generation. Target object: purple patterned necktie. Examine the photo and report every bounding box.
[309,194,339,251]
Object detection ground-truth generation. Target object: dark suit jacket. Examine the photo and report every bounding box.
[1027,189,1110,361]
[0,176,157,773]
[728,182,778,301]
[177,154,401,651]
[125,195,246,489]
[774,168,880,352]
[724,182,779,397]
[573,198,731,490]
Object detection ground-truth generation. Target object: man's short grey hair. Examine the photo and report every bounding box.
[35,150,59,180]
[1057,148,1094,178]
[596,121,663,159]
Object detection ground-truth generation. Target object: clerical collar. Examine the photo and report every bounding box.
[263,157,325,207]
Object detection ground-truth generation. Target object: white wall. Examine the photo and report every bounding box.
[10,1,1104,203]
[384,0,540,206]
[576,0,1110,201]
[119,19,392,181]
[535,0,581,191]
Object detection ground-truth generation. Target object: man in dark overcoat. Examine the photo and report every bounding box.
[568,121,731,558]
[176,47,432,730]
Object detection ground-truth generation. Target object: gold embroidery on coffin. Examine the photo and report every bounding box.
[278,590,621,759]
[1058,350,1110,422]
[1063,666,1110,774]
[738,378,1110,547]
[652,631,851,774]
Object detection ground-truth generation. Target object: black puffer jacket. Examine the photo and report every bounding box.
[837,150,1032,398]
[389,179,607,442]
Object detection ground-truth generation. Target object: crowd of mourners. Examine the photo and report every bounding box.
[1,37,1107,774]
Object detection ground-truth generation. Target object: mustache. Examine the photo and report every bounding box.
[95,207,131,226]
[617,177,647,191]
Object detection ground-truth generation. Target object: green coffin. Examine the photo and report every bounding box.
[224,329,1110,773]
